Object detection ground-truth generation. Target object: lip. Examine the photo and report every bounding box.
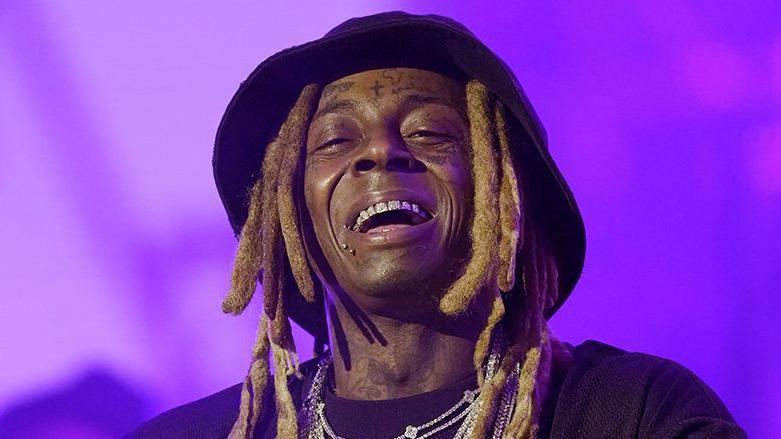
[343,189,436,231]
[350,215,438,248]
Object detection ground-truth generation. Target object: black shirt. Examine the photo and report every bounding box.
[322,370,477,438]
[128,340,746,438]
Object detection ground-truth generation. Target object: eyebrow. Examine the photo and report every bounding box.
[398,94,468,124]
[397,94,457,114]
[312,99,363,121]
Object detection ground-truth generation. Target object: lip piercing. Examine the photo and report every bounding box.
[340,242,355,255]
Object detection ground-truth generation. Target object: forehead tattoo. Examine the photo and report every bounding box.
[321,81,354,102]
[370,80,384,97]
[318,69,464,107]
[313,70,467,126]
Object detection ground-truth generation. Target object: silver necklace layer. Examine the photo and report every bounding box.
[300,334,520,439]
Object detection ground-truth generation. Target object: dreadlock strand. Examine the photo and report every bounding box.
[469,362,508,438]
[228,374,253,439]
[269,274,297,354]
[533,326,554,424]
[470,343,524,438]
[532,230,549,340]
[544,242,560,312]
[248,342,272,431]
[520,235,559,435]
[229,313,271,439]
[278,84,319,304]
[504,343,543,438]
[439,80,500,316]
[261,189,285,325]
[268,278,300,438]
[262,84,321,319]
[222,178,266,315]
[519,222,544,340]
[473,294,505,386]
[502,224,551,438]
[494,103,522,293]
[272,342,299,439]
[505,326,549,438]
[261,230,282,321]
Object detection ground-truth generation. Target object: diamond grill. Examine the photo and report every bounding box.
[351,199,431,231]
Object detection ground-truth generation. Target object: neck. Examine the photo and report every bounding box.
[326,293,484,401]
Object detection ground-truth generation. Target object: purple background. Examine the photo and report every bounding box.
[1,1,778,437]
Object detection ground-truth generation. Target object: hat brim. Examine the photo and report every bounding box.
[214,12,586,336]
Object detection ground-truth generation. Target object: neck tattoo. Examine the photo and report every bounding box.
[300,331,523,439]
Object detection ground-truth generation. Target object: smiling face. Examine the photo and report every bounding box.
[302,68,474,313]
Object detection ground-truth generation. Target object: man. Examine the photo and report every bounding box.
[130,11,745,438]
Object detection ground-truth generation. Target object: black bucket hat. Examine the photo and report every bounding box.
[214,11,586,335]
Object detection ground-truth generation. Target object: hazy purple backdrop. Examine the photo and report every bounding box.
[1,1,778,437]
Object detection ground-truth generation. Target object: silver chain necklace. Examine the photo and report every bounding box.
[300,337,517,439]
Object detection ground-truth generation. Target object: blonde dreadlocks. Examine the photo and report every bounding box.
[222,80,560,439]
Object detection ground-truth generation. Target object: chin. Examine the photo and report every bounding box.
[356,262,423,292]
[346,257,450,307]
[322,224,469,313]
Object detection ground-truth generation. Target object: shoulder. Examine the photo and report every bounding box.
[549,340,746,438]
[125,383,242,439]
[565,340,719,398]
[125,358,321,439]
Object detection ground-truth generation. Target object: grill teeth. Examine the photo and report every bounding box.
[352,199,431,231]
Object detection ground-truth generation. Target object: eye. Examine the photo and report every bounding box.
[405,130,457,146]
[409,130,438,138]
[317,137,350,150]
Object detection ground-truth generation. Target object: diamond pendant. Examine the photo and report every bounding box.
[404,425,418,438]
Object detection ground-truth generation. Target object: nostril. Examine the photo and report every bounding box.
[387,157,409,171]
[388,157,426,173]
[355,159,376,172]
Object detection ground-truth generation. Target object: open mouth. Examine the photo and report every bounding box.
[351,200,432,233]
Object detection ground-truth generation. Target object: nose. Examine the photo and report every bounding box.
[351,135,425,175]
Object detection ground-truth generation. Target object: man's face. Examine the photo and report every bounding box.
[303,68,473,312]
